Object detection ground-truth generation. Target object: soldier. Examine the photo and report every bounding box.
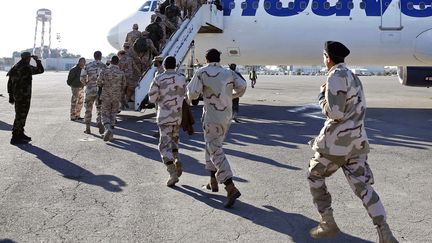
[145,17,164,52]
[67,57,86,121]
[120,43,141,104]
[165,0,182,29]
[7,52,44,145]
[82,51,107,134]
[249,67,257,88]
[307,41,398,243]
[187,49,246,208]
[138,32,159,71]
[148,56,186,187]
[228,63,245,123]
[97,56,126,142]
[125,23,142,47]
[177,0,198,18]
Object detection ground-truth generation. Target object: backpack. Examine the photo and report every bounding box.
[133,37,149,56]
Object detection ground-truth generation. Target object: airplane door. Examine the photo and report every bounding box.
[380,0,402,30]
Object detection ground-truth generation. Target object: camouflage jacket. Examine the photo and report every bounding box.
[187,63,247,125]
[311,63,370,156]
[148,70,186,125]
[125,30,142,46]
[7,59,44,97]
[82,60,107,95]
[119,53,139,79]
[97,65,126,101]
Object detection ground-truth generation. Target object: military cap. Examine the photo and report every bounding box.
[21,52,31,59]
[133,23,138,29]
[324,41,350,58]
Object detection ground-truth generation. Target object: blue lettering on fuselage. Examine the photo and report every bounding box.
[219,0,432,17]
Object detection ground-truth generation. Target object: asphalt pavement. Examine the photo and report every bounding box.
[0,72,431,242]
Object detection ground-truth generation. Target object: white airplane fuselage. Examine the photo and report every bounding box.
[107,0,432,66]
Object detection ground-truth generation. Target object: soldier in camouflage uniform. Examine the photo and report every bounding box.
[125,24,142,47]
[165,0,182,29]
[7,52,44,145]
[145,17,164,52]
[187,49,246,208]
[97,56,126,142]
[307,41,398,243]
[148,56,186,187]
[82,51,107,134]
[139,32,159,74]
[67,57,86,120]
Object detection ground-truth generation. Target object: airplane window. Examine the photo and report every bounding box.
[151,1,158,11]
[407,2,414,10]
[359,1,366,9]
[288,2,295,9]
[419,2,426,9]
[229,1,235,9]
[312,1,318,9]
[138,1,152,12]
[276,2,282,9]
[300,1,307,9]
[336,2,342,9]
[241,2,247,9]
[264,1,272,10]
[324,1,330,9]
[348,1,354,9]
[252,1,259,9]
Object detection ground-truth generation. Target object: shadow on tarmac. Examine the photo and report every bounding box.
[0,119,12,131]
[175,185,372,243]
[0,239,17,243]
[16,144,127,192]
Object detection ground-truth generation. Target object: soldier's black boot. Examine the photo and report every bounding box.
[20,132,32,141]
[224,178,241,208]
[10,133,29,145]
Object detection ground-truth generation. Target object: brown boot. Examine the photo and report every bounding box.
[84,123,91,134]
[166,164,179,187]
[174,159,182,177]
[103,125,113,142]
[205,177,219,192]
[224,182,241,208]
[309,209,340,238]
[377,222,398,243]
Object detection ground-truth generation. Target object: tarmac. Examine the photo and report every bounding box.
[0,72,431,242]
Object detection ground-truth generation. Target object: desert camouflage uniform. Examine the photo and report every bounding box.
[187,63,247,183]
[82,60,107,125]
[125,29,142,47]
[307,63,386,226]
[148,70,186,164]
[119,52,140,102]
[97,64,126,127]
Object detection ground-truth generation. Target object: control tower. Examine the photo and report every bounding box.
[32,8,52,59]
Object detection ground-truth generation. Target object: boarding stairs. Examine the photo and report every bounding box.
[133,3,224,111]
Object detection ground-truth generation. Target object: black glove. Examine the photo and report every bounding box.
[318,92,325,101]
[9,95,14,104]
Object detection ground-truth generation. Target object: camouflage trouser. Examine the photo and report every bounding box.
[70,87,84,119]
[203,122,233,184]
[307,152,386,226]
[126,77,138,102]
[84,93,101,125]
[158,124,180,164]
[101,98,120,126]
[12,95,31,135]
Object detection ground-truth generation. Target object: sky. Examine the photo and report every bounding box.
[0,0,144,58]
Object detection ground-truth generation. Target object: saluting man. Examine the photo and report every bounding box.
[307,41,398,243]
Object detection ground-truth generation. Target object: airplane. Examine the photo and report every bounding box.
[107,0,432,109]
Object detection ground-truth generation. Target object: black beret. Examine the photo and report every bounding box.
[324,41,350,58]
[21,52,31,59]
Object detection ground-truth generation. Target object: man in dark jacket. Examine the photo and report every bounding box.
[67,57,86,121]
[7,52,44,145]
[145,17,164,52]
